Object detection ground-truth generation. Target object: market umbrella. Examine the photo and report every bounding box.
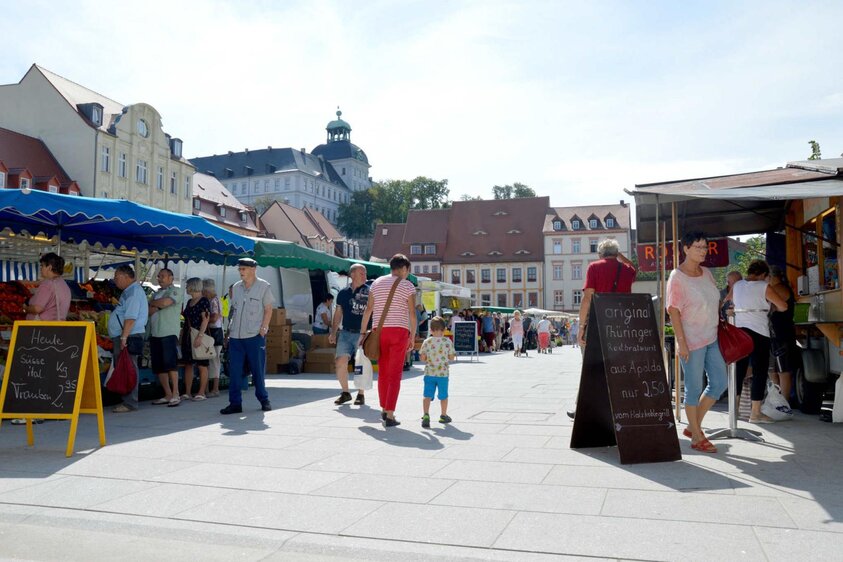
[0,189,253,264]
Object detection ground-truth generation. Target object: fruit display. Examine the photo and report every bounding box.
[0,282,31,324]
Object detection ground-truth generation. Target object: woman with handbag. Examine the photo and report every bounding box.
[730,260,787,423]
[666,232,728,453]
[359,254,417,427]
[180,277,212,401]
[203,278,224,398]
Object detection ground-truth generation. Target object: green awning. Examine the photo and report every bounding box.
[253,239,351,271]
[471,305,517,314]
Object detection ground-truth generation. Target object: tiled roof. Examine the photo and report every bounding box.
[443,197,550,264]
[0,126,74,185]
[371,223,407,260]
[305,207,344,241]
[544,203,631,233]
[261,201,346,251]
[193,172,250,211]
[404,209,450,245]
[189,148,349,190]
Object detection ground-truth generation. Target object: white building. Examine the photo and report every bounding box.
[0,64,195,213]
[543,202,632,312]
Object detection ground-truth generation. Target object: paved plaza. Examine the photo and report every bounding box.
[0,346,841,561]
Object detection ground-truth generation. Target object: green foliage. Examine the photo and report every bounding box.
[253,196,275,215]
[460,194,483,201]
[733,235,767,274]
[337,189,376,238]
[492,182,536,199]
[808,140,822,160]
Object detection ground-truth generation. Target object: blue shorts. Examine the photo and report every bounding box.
[335,329,359,359]
[423,375,449,400]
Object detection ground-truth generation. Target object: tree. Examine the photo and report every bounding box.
[460,194,483,201]
[337,189,376,238]
[492,182,536,199]
[808,140,822,160]
[406,177,450,210]
[253,196,275,215]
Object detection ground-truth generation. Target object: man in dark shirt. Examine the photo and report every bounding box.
[329,263,371,406]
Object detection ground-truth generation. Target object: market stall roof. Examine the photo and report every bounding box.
[0,189,253,263]
[523,307,575,318]
[471,305,517,314]
[628,162,843,243]
[418,278,471,298]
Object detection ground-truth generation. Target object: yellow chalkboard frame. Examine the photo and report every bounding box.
[0,321,106,457]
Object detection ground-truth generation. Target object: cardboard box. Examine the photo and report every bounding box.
[269,308,287,326]
[267,348,290,367]
[309,334,334,350]
[266,333,291,349]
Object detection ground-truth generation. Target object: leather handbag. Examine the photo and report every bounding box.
[361,277,401,361]
[190,327,217,360]
[717,320,753,364]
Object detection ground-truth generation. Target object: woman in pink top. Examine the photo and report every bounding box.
[359,254,416,427]
[510,311,524,357]
[666,232,728,454]
[23,253,71,321]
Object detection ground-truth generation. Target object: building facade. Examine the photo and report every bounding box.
[543,202,632,312]
[190,110,370,226]
[192,172,260,237]
[0,64,194,212]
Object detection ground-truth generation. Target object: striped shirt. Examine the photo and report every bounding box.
[370,275,415,330]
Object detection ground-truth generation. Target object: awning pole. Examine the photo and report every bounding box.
[671,202,681,422]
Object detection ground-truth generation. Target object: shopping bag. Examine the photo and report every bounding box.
[761,380,793,421]
[106,348,137,395]
[353,347,373,390]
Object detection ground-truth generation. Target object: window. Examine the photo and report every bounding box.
[414,265,421,273]
[424,244,436,255]
[264,180,269,192]
[136,160,148,184]
[137,119,149,138]
[423,265,430,273]
[20,178,30,189]
[572,262,582,280]
[572,219,580,230]
[512,268,522,283]
[481,294,491,306]
[184,176,190,199]
[91,106,102,125]
[497,268,506,283]
[573,289,583,306]
[48,184,58,193]
[275,179,280,191]
[100,146,110,172]
[554,290,564,307]
[342,167,346,175]
[497,293,507,307]
[118,152,127,178]
[572,239,581,253]
[219,206,226,218]
[553,263,563,280]
[466,269,476,284]
[432,265,439,273]
[553,220,562,231]
[606,217,615,228]
[410,244,422,255]
[590,239,598,253]
[170,172,177,194]
[513,293,523,307]
[481,268,491,283]
[527,267,537,282]
[589,219,598,228]
[285,177,291,187]
[157,166,164,190]
[451,270,461,284]
[193,198,201,210]
[553,239,562,254]
[528,292,538,307]
[0,171,5,187]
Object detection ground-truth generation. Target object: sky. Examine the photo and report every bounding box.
[2,0,843,208]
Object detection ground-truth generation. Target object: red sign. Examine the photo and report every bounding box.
[636,238,729,272]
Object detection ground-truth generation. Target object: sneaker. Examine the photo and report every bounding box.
[261,401,272,412]
[439,414,452,424]
[383,417,401,427]
[381,411,387,421]
[151,397,170,405]
[168,397,181,407]
[354,392,365,405]
[334,391,352,405]
[421,414,430,428]
[220,404,243,415]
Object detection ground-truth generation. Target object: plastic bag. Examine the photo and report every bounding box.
[106,348,138,395]
[354,347,373,390]
[761,380,793,421]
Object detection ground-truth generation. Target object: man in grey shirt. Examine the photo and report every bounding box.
[221,258,274,415]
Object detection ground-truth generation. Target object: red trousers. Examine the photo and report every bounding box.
[377,327,409,411]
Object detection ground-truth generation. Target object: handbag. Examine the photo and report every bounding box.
[717,320,753,364]
[106,347,138,395]
[190,327,217,360]
[361,277,402,361]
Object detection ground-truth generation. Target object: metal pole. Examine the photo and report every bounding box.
[671,203,681,421]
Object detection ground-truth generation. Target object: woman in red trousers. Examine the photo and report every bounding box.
[359,254,416,427]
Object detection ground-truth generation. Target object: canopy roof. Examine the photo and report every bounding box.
[629,162,843,243]
[0,189,252,264]
[470,305,517,314]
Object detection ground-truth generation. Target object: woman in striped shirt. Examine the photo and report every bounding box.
[359,254,417,427]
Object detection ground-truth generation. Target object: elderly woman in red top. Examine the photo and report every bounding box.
[360,254,416,427]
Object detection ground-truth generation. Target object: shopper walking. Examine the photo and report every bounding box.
[510,310,524,357]
[148,268,182,407]
[359,254,416,427]
[109,265,148,413]
[666,232,728,453]
[221,258,274,414]
[330,263,370,406]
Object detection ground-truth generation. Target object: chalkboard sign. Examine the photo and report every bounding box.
[0,321,106,456]
[570,294,680,464]
[453,321,478,359]
[3,324,86,414]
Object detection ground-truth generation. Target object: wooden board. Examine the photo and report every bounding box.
[570,294,681,464]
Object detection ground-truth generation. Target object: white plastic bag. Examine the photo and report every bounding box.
[833,376,843,423]
[353,347,373,391]
[761,380,793,421]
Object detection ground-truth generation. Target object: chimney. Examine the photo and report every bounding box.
[300,148,306,154]
[244,148,249,154]
[267,145,272,151]
[620,199,626,207]
[228,151,233,156]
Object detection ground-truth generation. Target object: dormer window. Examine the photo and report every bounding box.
[244,166,253,176]
[552,220,562,231]
[572,219,581,230]
[193,198,201,210]
[493,210,508,216]
[473,230,487,236]
[20,177,30,189]
[410,244,422,255]
[515,249,531,255]
[170,138,183,158]
[488,250,503,256]
[219,206,227,218]
[91,106,102,126]
[507,229,522,235]
[240,211,248,223]
[424,244,436,254]
[606,217,615,228]
[589,219,598,229]
[460,251,476,257]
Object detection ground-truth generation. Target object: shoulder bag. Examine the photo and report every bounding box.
[717,320,753,364]
[361,277,401,361]
[184,306,216,360]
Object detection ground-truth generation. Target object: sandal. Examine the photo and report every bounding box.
[151,397,170,405]
[748,414,775,424]
[682,428,692,438]
[192,394,207,401]
[691,438,717,453]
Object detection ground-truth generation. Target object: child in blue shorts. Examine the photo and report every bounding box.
[419,316,456,428]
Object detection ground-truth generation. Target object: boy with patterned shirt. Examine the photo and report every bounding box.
[419,316,456,428]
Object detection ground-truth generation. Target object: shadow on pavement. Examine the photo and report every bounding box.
[358,425,444,451]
